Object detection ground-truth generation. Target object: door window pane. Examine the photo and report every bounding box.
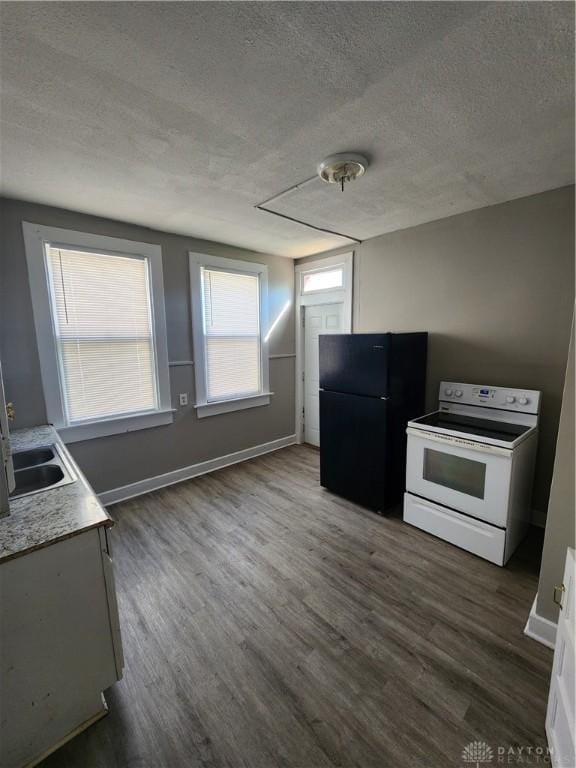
[302,268,343,293]
[423,448,486,499]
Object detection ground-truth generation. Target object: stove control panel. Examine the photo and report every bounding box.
[439,382,541,414]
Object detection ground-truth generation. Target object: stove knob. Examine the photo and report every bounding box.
[444,388,453,396]
[455,390,463,398]
[519,397,529,406]
[506,395,516,403]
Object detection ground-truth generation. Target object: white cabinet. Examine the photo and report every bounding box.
[0,526,123,768]
[546,547,575,768]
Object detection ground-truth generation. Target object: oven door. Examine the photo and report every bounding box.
[406,428,512,527]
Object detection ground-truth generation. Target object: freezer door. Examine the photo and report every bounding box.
[319,334,390,398]
[320,390,389,511]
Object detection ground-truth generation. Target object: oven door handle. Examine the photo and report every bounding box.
[406,427,512,456]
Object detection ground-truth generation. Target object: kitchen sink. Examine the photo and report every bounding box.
[11,465,65,496]
[12,446,55,471]
[10,443,76,499]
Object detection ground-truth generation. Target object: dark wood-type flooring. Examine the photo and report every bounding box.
[42,445,552,768]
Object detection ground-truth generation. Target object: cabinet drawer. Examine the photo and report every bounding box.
[403,493,506,565]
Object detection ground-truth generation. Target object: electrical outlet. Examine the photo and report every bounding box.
[179,393,188,407]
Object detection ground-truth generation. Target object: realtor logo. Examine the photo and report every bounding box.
[462,741,494,767]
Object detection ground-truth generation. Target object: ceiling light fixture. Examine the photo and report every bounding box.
[317,153,369,192]
[254,151,369,244]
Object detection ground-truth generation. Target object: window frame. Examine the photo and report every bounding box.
[301,265,345,295]
[23,222,173,443]
[297,256,352,303]
[189,252,271,418]
[294,251,354,444]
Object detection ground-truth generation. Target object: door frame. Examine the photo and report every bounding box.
[294,252,354,444]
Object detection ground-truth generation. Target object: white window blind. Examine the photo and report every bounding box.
[46,247,158,423]
[201,267,261,401]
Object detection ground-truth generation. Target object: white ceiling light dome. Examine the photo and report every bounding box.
[317,153,369,189]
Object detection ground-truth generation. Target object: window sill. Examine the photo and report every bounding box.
[58,408,175,444]
[195,392,273,418]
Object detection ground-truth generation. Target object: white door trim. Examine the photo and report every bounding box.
[524,594,557,649]
[545,547,575,768]
[294,253,354,444]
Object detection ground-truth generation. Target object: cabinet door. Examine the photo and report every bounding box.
[0,529,119,768]
[99,526,124,677]
[546,547,575,768]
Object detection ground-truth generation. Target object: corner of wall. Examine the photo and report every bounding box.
[535,308,575,624]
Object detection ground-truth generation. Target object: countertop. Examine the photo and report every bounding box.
[0,425,112,564]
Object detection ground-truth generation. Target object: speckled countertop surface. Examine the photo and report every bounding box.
[1,425,112,564]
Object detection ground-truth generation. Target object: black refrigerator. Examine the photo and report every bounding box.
[319,332,427,512]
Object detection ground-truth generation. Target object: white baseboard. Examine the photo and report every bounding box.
[524,595,557,649]
[99,434,297,507]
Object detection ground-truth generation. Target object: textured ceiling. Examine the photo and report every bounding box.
[0,2,574,258]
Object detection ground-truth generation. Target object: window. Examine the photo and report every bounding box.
[302,267,344,293]
[23,224,172,442]
[46,247,157,422]
[202,269,261,401]
[190,253,270,417]
[423,448,486,499]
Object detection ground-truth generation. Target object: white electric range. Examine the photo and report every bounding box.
[403,381,541,566]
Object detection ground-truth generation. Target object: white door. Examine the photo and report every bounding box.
[303,303,344,446]
[546,547,575,768]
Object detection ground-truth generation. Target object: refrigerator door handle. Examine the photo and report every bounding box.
[320,389,389,400]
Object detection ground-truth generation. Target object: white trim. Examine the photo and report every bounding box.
[169,355,295,365]
[195,392,272,418]
[59,408,176,444]
[22,223,172,441]
[99,433,297,506]
[189,252,271,417]
[297,288,349,308]
[294,252,354,271]
[294,252,354,444]
[524,595,557,649]
[295,252,353,290]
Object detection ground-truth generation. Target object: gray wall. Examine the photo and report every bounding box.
[537,314,575,622]
[299,186,575,519]
[0,198,295,493]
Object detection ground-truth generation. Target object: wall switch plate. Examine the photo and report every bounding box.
[179,393,188,407]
